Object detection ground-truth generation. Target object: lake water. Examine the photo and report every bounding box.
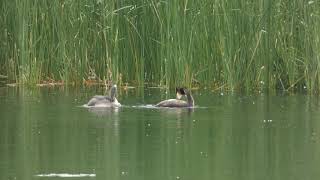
[0,86,320,180]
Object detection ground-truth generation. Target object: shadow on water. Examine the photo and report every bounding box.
[0,87,320,180]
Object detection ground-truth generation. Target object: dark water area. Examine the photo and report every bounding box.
[0,87,320,180]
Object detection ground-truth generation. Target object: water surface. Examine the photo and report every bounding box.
[0,87,320,180]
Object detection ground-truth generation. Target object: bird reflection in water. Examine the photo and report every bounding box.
[87,106,120,117]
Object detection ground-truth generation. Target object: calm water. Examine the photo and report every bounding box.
[0,87,320,180]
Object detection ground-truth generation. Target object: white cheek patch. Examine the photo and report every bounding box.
[176,92,182,99]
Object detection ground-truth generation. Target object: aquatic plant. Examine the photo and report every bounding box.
[0,0,320,92]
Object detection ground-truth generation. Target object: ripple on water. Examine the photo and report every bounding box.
[130,105,208,109]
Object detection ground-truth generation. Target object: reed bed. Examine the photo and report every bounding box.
[1,0,320,92]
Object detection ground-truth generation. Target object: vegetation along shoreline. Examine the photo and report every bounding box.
[1,1,319,93]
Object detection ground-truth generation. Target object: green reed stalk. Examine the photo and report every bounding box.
[1,0,320,92]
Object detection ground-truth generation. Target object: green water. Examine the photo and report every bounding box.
[0,87,320,180]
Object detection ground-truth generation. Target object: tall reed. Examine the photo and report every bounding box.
[1,0,320,92]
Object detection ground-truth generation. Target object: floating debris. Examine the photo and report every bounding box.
[263,119,273,123]
[35,173,96,177]
[36,82,64,87]
[6,83,18,87]
[0,74,8,79]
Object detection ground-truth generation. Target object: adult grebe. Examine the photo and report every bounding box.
[86,84,121,107]
[155,88,194,107]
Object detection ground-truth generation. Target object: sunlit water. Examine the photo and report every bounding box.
[1,87,320,180]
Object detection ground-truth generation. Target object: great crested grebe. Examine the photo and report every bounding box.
[155,87,194,107]
[86,84,121,107]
